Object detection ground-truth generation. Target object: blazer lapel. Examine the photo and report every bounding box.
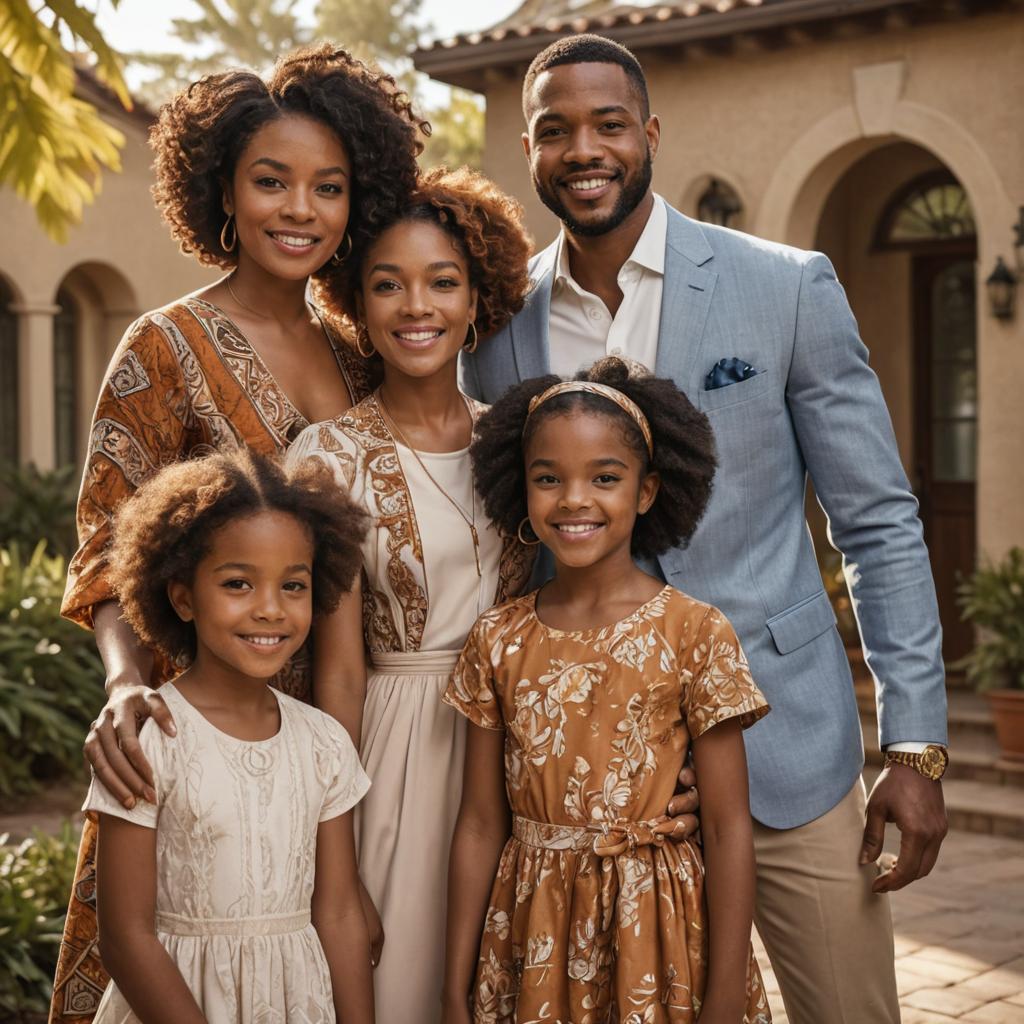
[508,242,557,382]
[655,209,718,388]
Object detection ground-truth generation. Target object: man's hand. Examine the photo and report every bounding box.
[860,764,947,893]
[654,764,700,841]
[85,684,175,808]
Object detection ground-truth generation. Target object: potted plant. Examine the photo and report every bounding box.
[956,547,1024,762]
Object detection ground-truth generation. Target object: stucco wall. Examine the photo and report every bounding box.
[478,11,1024,560]
[1,102,218,468]
[0,103,216,314]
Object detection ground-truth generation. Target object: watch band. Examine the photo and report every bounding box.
[883,744,949,781]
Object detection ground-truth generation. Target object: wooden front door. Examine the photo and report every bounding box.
[912,251,977,663]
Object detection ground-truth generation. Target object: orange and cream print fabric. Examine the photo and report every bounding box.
[51,298,369,1024]
[444,585,772,1024]
[286,393,533,654]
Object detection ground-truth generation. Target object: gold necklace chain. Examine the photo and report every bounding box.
[375,389,482,578]
[225,274,272,320]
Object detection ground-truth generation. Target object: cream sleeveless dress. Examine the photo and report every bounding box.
[287,394,530,1023]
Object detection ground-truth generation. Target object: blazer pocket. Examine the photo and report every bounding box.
[765,589,837,655]
[698,368,772,413]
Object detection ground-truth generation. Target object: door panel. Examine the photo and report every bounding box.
[913,253,977,663]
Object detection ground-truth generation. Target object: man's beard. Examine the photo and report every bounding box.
[534,152,653,237]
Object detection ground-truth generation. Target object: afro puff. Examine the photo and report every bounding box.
[470,358,716,559]
[106,448,367,662]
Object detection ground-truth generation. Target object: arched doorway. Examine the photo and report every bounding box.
[52,262,138,468]
[54,288,80,467]
[813,143,977,662]
[0,277,17,465]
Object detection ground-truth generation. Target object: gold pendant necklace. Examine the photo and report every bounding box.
[375,390,482,578]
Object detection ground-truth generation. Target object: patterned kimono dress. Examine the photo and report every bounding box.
[287,393,532,1024]
[52,297,371,1023]
[445,586,773,1024]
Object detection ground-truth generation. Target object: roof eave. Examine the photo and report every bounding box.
[412,0,935,90]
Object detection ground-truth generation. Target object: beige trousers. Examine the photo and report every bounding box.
[752,779,901,1024]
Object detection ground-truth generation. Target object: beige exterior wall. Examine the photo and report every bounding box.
[477,11,1024,561]
[1,101,217,470]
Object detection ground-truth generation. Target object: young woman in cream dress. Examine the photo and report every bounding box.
[286,168,532,1022]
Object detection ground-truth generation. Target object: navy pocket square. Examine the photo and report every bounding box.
[705,357,759,391]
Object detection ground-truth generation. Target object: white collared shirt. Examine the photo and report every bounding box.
[548,194,667,378]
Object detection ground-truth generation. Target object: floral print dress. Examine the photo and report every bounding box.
[444,585,773,1024]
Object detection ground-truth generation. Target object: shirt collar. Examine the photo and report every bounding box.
[554,193,667,291]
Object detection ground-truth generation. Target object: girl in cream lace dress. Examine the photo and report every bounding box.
[288,169,532,1022]
[84,450,373,1023]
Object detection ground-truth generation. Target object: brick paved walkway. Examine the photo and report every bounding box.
[754,829,1024,1022]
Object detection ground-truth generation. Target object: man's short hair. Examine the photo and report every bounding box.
[523,33,650,121]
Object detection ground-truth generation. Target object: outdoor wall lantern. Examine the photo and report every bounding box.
[697,179,743,228]
[986,257,1017,321]
[1013,206,1024,274]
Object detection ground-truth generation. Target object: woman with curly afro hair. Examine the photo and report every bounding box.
[53,44,425,1023]
[286,166,533,1021]
[442,358,773,1024]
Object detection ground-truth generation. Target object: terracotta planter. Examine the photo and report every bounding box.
[987,690,1024,763]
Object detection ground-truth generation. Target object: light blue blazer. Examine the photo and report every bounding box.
[462,205,947,829]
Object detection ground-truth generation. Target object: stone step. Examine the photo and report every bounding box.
[856,681,1000,747]
[863,767,1024,839]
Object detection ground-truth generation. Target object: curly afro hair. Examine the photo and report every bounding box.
[317,165,533,342]
[150,41,428,276]
[106,448,368,662]
[471,358,716,559]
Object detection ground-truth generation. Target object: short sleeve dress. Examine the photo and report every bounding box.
[444,585,773,1024]
[84,683,369,1024]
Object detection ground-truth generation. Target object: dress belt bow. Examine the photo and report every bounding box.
[587,817,669,857]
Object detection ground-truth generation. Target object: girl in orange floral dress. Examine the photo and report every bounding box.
[442,358,773,1024]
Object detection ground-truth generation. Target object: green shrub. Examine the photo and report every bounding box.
[0,823,80,1018]
[956,546,1024,692]
[0,463,79,560]
[0,543,104,800]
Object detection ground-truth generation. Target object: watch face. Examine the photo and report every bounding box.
[921,745,947,779]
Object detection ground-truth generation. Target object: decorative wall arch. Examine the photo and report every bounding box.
[754,85,1022,561]
[754,97,1012,263]
[51,260,138,315]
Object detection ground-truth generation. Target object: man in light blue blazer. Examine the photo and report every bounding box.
[462,34,949,1023]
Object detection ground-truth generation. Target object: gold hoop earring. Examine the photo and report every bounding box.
[517,516,540,546]
[331,232,353,266]
[355,324,375,360]
[463,321,479,354]
[220,214,236,253]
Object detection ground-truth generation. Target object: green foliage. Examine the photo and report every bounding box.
[420,88,484,171]
[956,547,1024,692]
[0,0,129,242]
[0,823,80,1017]
[128,0,483,171]
[0,463,79,560]
[0,543,104,800]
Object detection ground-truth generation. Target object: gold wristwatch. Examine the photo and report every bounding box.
[883,744,949,781]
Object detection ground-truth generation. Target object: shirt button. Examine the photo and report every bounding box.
[610,346,623,355]
[588,308,603,321]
